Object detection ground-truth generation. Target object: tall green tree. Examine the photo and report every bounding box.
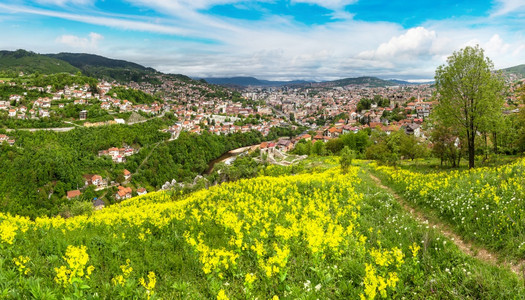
[434,45,505,168]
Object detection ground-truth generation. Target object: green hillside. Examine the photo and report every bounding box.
[0,159,523,298]
[501,64,525,77]
[47,53,160,84]
[311,76,397,88]
[0,49,80,75]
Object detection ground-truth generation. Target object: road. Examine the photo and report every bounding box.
[4,112,166,132]
[5,127,75,132]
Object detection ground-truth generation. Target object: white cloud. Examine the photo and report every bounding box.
[484,34,510,55]
[491,0,525,17]
[56,32,103,49]
[358,27,442,61]
[290,0,357,10]
[0,3,193,35]
[3,1,525,80]
[34,0,93,6]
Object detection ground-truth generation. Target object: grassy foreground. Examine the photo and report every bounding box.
[371,158,525,261]
[0,158,523,299]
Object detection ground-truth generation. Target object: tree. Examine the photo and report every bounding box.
[312,141,326,156]
[434,45,505,168]
[339,146,354,173]
[430,123,463,167]
[365,131,401,165]
[399,132,427,161]
[325,138,344,154]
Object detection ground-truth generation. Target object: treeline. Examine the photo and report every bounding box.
[0,121,281,218]
[25,73,98,92]
[0,116,67,129]
[0,84,50,101]
[108,86,159,105]
[0,121,169,217]
[356,95,390,111]
[292,129,429,165]
[293,130,370,156]
[128,130,265,188]
[296,107,525,168]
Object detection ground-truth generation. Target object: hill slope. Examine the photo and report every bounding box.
[47,52,160,83]
[501,64,525,77]
[0,49,80,75]
[203,76,311,87]
[0,161,522,298]
[311,76,397,88]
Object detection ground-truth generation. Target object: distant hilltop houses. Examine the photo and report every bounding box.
[98,145,138,163]
[0,134,15,146]
[0,71,473,144]
[64,169,146,208]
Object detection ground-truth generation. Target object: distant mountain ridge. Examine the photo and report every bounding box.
[203,76,311,87]
[312,76,396,88]
[203,76,434,88]
[1,49,522,86]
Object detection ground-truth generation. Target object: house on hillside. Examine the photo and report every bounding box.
[92,198,105,210]
[137,188,147,196]
[123,169,131,181]
[83,174,106,188]
[405,123,421,137]
[277,139,293,152]
[67,190,81,199]
[115,186,132,200]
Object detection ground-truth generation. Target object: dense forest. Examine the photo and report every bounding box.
[128,131,265,188]
[0,121,168,217]
[0,120,296,218]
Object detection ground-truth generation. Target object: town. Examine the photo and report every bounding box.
[1,71,523,206]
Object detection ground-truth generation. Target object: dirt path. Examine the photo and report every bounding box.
[369,173,525,277]
[133,141,163,176]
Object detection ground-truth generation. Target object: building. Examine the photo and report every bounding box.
[92,198,105,210]
[123,169,131,181]
[79,110,87,120]
[115,186,132,200]
[67,190,81,199]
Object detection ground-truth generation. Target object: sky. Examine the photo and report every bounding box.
[1,0,525,81]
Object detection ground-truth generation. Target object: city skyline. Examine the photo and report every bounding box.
[1,0,524,80]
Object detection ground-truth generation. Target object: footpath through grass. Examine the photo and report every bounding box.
[0,157,522,299]
[356,170,524,298]
[369,158,525,262]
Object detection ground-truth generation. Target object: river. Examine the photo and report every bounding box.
[205,145,258,174]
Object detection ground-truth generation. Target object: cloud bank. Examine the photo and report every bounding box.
[0,1,524,80]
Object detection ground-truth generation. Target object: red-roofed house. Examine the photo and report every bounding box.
[115,186,132,200]
[67,190,81,199]
[123,169,131,181]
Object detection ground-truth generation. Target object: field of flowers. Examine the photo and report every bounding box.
[0,159,523,298]
[371,159,525,260]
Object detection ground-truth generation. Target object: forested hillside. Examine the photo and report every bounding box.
[0,50,79,75]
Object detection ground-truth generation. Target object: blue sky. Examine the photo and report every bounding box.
[1,0,525,80]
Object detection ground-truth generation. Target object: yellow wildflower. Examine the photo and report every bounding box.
[217,289,229,300]
[13,255,30,275]
[0,220,17,244]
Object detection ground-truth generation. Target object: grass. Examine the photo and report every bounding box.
[0,158,522,298]
[356,171,525,299]
[395,155,521,174]
[370,158,525,261]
